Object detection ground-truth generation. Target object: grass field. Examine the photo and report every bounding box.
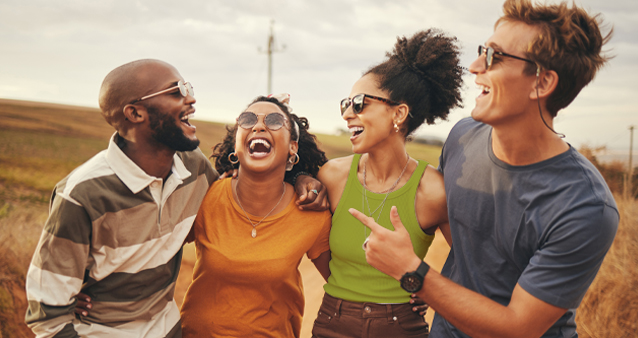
[1,98,635,337]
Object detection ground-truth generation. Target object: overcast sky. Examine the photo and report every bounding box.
[1,0,636,155]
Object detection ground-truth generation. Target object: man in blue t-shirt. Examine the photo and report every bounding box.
[350,0,619,337]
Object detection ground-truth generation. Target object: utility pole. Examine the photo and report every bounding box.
[258,20,286,95]
[628,125,634,198]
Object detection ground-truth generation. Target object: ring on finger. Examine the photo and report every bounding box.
[310,189,319,195]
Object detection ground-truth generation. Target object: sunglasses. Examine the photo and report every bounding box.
[237,112,289,131]
[340,94,400,116]
[478,45,536,70]
[131,80,194,104]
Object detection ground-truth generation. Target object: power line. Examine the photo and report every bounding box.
[258,20,286,95]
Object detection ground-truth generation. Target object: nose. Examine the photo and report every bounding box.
[469,53,486,75]
[252,115,267,132]
[341,101,355,121]
[185,92,196,105]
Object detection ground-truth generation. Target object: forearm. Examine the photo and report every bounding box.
[417,270,560,338]
[25,260,81,337]
[26,194,89,337]
[311,250,332,282]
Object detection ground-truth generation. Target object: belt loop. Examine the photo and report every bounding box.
[334,298,343,318]
[386,304,394,323]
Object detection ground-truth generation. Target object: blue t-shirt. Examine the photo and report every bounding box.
[432,118,619,338]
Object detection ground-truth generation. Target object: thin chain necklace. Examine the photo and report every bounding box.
[234,180,286,238]
[362,154,410,223]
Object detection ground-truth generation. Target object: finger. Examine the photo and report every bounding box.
[349,208,385,233]
[76,292,91,302]
[412,305,429,312]
[389,206,408,233]
[218,172,228,180]
[74,308,89,317]
[232,169,238,179]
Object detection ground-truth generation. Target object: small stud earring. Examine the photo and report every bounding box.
[394,122,400,133]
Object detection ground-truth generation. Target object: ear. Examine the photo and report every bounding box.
[289,140,299,155]
[122,104,146,123]
[530,69,558,100]
[392,103,411,125]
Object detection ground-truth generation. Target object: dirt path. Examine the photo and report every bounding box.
[175,230,450,337]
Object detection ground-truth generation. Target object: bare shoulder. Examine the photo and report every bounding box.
[420,165,446,203]
[318,155,356,213]
[318,155,355,183]
[415,164,448,232]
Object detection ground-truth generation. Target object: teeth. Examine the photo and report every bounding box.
[477,85,491,94]
[249,139,271,150]
[181,113,194,121]
[349,126,364,134]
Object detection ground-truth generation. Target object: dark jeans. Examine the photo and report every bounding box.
[312,293,429,338]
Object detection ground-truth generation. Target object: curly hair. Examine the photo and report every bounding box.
[364,29,464,137]
[211,96,328,184]
[497,0,612,116]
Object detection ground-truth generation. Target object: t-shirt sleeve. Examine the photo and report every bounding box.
[25,187,90,337]
[307,211,332,260]
[518,203,618,309]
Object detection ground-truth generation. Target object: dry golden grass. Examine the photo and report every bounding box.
[2,98,633,337]
[576,195,638,338]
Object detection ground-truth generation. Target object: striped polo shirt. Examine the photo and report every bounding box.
[25,132,218,338]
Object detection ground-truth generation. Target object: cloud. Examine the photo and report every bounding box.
[0,0,636,152]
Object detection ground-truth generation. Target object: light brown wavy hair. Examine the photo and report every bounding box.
[497,0,613,116]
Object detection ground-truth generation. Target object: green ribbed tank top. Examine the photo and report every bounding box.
[324,154,435,303]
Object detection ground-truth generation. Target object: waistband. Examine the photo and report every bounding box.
[321,293,415,323]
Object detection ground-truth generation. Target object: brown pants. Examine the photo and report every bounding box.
[311,293,429,338]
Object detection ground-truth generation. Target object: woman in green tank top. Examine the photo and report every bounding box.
[312,29,464,338]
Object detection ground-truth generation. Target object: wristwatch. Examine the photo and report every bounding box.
[400,261,430,293]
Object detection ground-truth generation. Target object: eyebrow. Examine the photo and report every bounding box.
[486,42,503,51]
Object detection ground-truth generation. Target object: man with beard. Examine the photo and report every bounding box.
[24,59,324,338]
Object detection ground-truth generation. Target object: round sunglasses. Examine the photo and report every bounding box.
[131,80,194,104]
[237,112,289,131]
[340,93,401,116]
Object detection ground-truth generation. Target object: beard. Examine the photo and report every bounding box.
[147,106,200,152]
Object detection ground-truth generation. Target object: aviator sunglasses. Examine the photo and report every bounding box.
[478,45,536,70]
[131,80,194,103]
[237,112,289,131]
[340,94,401,116]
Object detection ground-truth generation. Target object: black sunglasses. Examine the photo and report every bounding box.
[237,112,289,131]
[478,45,536,70]
[340,93,400,116]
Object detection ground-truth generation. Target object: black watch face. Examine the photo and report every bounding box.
[401,273,423,293]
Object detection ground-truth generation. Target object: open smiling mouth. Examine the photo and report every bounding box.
[478,84,491,95]
[349,126,364,138]
[249,138,272,156]
[181,112,195,126]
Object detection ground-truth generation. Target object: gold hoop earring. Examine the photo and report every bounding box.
[228,152,239,164]
[286,153,300,171]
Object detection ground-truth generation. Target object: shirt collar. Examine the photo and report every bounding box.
[105,132,192,194]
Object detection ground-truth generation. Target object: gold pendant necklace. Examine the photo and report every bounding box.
[362,154,410,238]
[235,180,286,238]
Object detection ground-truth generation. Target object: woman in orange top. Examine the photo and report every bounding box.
[179,94,332,337]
